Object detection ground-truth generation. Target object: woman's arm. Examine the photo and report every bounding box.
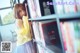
[22,16,30,34]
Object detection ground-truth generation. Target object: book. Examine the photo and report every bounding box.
[33,0,42,17]
[54,0,64,14]
[60,22,67,51]
[75,0,80,12]
[60,21,80,53]
[61,22,76,53]
[27,0,37,18]
[73,21,80,53]
[39,0,55,16]
[67,22,77,53]
[63,0,77,13]
[32,22,42,42]
[39,20,62,49]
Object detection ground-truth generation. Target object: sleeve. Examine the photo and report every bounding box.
[22,16,30,34]
[15,19,27,36]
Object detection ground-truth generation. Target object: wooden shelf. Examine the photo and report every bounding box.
[29,12,80,21]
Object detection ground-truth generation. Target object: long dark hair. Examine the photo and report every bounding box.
[14,4,27,19]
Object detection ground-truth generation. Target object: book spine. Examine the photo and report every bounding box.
[33,0,42,17]
[68,22,77,53]
[75,0,80,12]
[60,22,67,52]
[73,21,80,53]
[27,0,37,18]
[39,22,46,47]
[32,22,41,42]
[39,0,55,16]
[63,22,75,53]
[54,0,64,14]
[63,0,77,13]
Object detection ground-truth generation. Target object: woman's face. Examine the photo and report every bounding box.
[18,8,26,18]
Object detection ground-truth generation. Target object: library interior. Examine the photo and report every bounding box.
[0,0,80,53]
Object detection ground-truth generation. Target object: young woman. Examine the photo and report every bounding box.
[13,3,35,53]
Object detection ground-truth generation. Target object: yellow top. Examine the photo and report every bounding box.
[15,16,32,46]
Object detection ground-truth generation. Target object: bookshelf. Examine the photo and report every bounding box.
[23,0,80,53]
[29,12,80,21]
[28,12,80,53]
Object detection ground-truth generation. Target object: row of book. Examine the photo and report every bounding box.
[60,21,80,53]
[32,20,63,53]
[26,0,80,18]
[32,19,80,53]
